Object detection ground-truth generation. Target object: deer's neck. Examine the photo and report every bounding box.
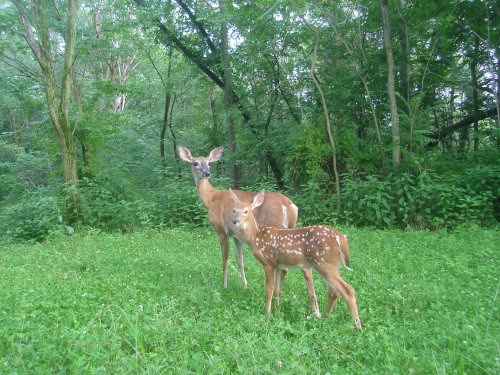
[196,178,219,208]
[244,218,262,250]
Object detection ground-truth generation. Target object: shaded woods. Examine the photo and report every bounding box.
[1,0,498,241]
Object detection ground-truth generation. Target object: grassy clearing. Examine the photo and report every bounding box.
[0,227,498,374]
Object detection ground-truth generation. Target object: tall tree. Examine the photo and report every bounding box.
[219,0,239,187]
[306,23,341,209]
[380,0,402,168]
[470,34,480,152]
[134,0,288,187]
[13,0,80,220]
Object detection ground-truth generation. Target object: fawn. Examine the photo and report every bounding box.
[230,189,361,329]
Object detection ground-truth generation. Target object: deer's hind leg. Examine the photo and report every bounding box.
[317,266,361,329]
[301,268,320,318]
[325,286,339,317]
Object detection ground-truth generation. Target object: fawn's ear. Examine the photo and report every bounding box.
[207,147,224,162]
[229,188,240,204]
[252,190,265,209]
[178,145,193,163]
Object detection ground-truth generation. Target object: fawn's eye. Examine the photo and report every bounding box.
[232,209,236,213]
[243,210,248,214]
[193,162,199,166]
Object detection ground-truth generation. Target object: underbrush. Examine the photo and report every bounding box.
[0,227,498,373]
[291,166,499,229]
[1,164,498,243]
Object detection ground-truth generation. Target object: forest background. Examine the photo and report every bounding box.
[0,0,499,242]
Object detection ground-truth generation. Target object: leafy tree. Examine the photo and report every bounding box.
[11,0,80,221]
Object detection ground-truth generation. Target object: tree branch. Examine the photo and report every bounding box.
[12,0,42,64]
[427,107,498,147]
[174,0,219,57]
[155,18,225,89]
[267,54,301,124]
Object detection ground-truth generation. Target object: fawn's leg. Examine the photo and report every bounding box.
[264,265,276,321]
[233,238,248,288]
[301,268,320,318]
[273,268,285,312]
[325,286,339,317]
[318,267,361,329]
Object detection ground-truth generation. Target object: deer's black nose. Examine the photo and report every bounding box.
[203,170,211,178]
[233,220,238,225]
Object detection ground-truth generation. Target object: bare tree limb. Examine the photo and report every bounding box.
[427,107,498,147]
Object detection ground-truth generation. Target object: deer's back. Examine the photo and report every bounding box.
[232,190,297,228]
[206,189,297,235]
[255,225,343,267]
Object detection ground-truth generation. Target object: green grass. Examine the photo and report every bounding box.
[0,227,498,374]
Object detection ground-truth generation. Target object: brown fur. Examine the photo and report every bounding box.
[178,145,318,317]
[231,189,362,329]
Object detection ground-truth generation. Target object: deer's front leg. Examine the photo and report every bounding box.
[233,238,248,288]
[218,233,229,288]
[264,265,276,321]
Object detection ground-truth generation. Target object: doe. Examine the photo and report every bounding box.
[178,145,321,318]
[230,189,362,329]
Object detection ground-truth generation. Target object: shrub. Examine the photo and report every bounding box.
[0,189,66,242]
[340,170,497,230]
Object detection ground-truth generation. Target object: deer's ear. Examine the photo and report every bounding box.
[252,190,265,209]
[207,147,223,162]
[229,189,240,204]
[178,145,193,163]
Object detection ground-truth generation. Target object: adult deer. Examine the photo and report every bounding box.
[178,145,320,317]
[230,189,362,329]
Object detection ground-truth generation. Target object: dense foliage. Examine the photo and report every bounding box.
[0,0,499,242]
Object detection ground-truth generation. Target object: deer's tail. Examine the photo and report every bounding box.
[337,233,352,271]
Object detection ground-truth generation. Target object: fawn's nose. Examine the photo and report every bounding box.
[202,170,211,178]
[232,220,238,225]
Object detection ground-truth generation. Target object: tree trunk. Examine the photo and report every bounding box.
[167,95,180,178]
[309,27,341,210]
[219,0,239,188]
[14,0,81,222]
[397,0,410,105]
[495,45,500,148]
[160,90,169,167]
[73,70,91,178]
[209,82,219,131]
[333,16,386,171]
[380,0,402,169]
[262,91,285,189]
[470,35,480,152]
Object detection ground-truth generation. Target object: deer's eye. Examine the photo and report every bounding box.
[193,162,199,166]
[207,162,211,166]
[243,210,248,214]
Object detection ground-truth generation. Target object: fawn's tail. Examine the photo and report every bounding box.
[337,233,353,271]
